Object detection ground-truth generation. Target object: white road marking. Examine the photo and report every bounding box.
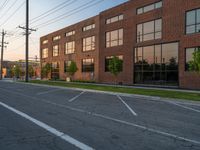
[117,95,137,116]
[0,101,94,150]
[1,87,200,146]
[167,101,200,113]
[36,89,61,96]
[68,91,85,102]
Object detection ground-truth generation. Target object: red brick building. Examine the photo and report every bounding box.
[40,0,200,89]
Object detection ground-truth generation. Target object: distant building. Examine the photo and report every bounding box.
[1,60,40,79]
[40,0,200,90]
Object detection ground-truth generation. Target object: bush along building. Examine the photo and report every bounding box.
[40,0,200,90]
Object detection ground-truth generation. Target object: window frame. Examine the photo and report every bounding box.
[185,8,200,35]
[82,36,95,52]
[52,45,59,57]
[42,48,48,59]
[137,1,162,15]
[65,41,75,54]
[106,28,123,48]
[82,58,94,72]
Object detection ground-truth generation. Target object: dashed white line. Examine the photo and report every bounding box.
[1,87,200,146]
[168,101,200,113]
[36,89,61,96]
[0,101,94,150]
[68,91,85,102]
[117,95,137,116]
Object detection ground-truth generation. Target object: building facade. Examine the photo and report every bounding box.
[40,0,200,89]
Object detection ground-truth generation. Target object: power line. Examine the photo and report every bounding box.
[0,0,19,20]
[33,0,105,29]
[0,0,9,13]
[0,1,25,27]
[30,0,76,24]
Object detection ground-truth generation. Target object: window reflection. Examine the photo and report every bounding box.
[134,42,179,85]
[186,8,200,34]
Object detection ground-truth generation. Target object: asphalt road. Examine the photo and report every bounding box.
[0,81,200,150]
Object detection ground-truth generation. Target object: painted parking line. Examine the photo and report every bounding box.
[68,91,85,102]
[0,101,94,150]
[167,101,200,113]
[36,89,62,96]
[117,95,137,116]
[1,87,200,146]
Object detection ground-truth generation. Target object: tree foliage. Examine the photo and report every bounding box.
[68,61,78,76]
[29,65,34,77]
[108,56,123,77]
[189,48,200,73]
[41,63,51,78]
[11,65,21,78]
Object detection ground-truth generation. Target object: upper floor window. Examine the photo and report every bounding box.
[185,47,200,71]
[42,48,48,58]
[137,19,162,43]
[83,24,95,31]
[53,45,59,57]
[83,36,95,51]
[42,40,48,44]
[66,31,75,37]
[106,14,123,24]
[186,8,200,34]
[53,35,61,41]
[137,1,162,15]
[106,28,123,48]
[82,58,94,72]
[65,41,75,54]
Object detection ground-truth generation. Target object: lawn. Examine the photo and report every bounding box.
[28,80,200,101]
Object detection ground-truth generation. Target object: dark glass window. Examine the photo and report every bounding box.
[137,19,162,43]
[185,47,200,71]
[64,61,72,73]
[134,42,179,85]
[105,55,123,72]
[51,62,59,79]
[186,8,200,34]
[82,58,94,72]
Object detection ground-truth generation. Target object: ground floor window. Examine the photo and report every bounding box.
[134,42,179,85]
[185,47,200,71]
[51,62,59,79]
[105,55,123,72]
[82,58,94,72]
[64,61,72,73]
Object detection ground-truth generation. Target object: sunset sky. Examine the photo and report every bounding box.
[1,0,128,61]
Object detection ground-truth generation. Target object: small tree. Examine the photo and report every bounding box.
[29,65,34,78]
[12,65,21,79]
[189,47,200,74]
[41,63,51,79]
[108,56,123,84]
[67,61,78,80]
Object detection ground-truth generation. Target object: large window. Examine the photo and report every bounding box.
[65,41,75,54]
[137,1,162,15]
[106,14,123,24]
[64,61,72,73]
[82,58,94,72]
[83,24,95,31]
[137,19,162,43]
[83,36,95,51]
[134,42,179,85]
[106,29,123,48]
[186,8,200,34]
[53,45,59,57]
[42,48,48,58]
[185,47,200,71]
[105,55,123,72]
[51,62,59,79]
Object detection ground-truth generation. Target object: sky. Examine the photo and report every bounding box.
[0,0,128,61]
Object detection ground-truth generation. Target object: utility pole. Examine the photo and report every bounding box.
[19,0,36,82]
[0,30,9,80]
